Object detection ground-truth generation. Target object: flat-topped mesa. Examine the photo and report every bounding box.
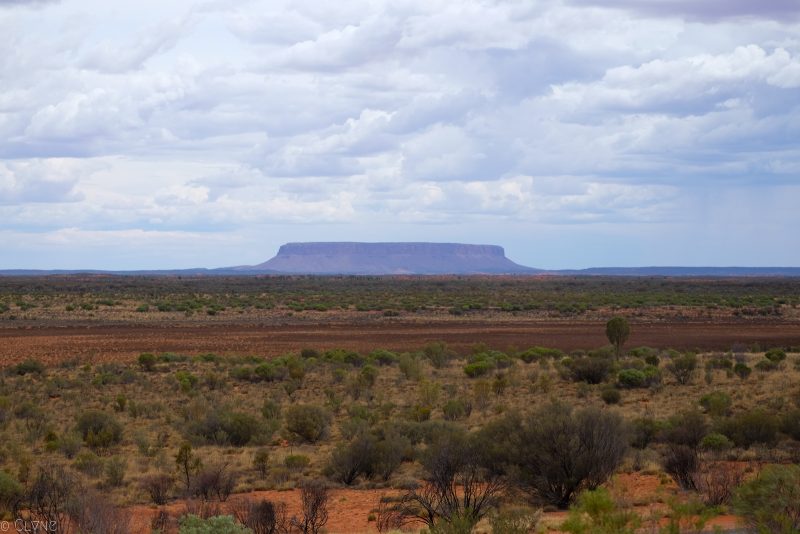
[247,242,537,275]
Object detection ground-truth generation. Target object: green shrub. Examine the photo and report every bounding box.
[617,369,646,389]
[733,362,751,380]
[699,391,732,417]
[261,398,281,420]
[284,405,330,443]
[76,410,123,449]
[463,360,494,378]
[104,456,127,487]
[561,488,639,534]
[178,514,252,534]
[666,353,697,385]
[700,432,733,452]
[518,346,564,363]
[175,371,199,393]
[283,454,310,471]
[488,506,541,534]
[398,354,422,381]
[781,409,800,441]
[442,398,472,421]
[765,348,787,362]
[10,359,45,376]
[74,450,105,477]
[138,353,157,371]
[0,470,23,514]
[568,357,612,384]
[733,464,800,533]
[755,359,779,372]
[600,385,620,405]
[717,410,779,448]
[370,349,398,365]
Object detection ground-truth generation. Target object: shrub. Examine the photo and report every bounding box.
[617,369,646,389]
[755,359,779,372]
[253,449,270,478]
[661,444,698,490]
[76,410,123,449]
[74,450,105,477]
[10,359,45,376]
[193,464,237,502]
[178,514,251,534]
[733,464,800,533]
[488,507,541,534]
[261,399,281,420]
[141,473,174,505]
[568,357,612,384]
[480,402,628,508]
[176,371,200,392]
[666,353,697,385]
[699,391,732,417]
[284,455,311,471]
[700,432,733,452]
[423,342,454,368]
[0,470,22,515]
[224,412,262,446]
[765,348,787,362]
[518,346,564,363]
[463,360,493,378]
[105,456,127,487]
[560,488,639,534]
[285,405,330,443]
[600,385,621,405]
[231,499,288,534]
[733,362,751,380]
[398,354,423,381]
[442,398,472,421]
[661,411,708,449]
[138,353,157,371]
[717,410,779,448]
[781,409,800,441]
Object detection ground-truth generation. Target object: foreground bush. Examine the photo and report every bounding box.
[285,405,330,443]
[179,514,251,534]
[733,464,800,533]
[561,488,639,534]
[478,402,627,508]
[75,410,123,449]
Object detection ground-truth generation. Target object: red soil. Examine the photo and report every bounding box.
[3,319,800,366]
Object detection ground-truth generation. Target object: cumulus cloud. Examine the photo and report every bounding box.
[568,0,800,22]
[0,0,798,268]
[0,159,84,205]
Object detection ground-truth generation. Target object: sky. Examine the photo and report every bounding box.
[1,0,799,270]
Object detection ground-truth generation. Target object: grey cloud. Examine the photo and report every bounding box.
[0,0,58,6]
[568,0,800,22]
[0,161,83,205]
[80,17,192,73]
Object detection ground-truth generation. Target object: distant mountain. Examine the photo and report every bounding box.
[2,243,800,276]
[238,242,538,275]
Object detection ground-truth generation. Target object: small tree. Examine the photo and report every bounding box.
[292,479,329,534]
[605,317,630,358]
[176,443,203,493]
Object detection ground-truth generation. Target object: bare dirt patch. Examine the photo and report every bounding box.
[2,319,800,366]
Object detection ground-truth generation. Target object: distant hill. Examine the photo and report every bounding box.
[2,242,800,276]
[237,242,538,275]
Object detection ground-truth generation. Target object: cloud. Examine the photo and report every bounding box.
[0,0,798,268]
[0,159,84,205]
[568,0,800,22]
[0,0,58,6]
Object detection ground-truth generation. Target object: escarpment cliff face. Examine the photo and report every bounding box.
[243,242,537,274]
